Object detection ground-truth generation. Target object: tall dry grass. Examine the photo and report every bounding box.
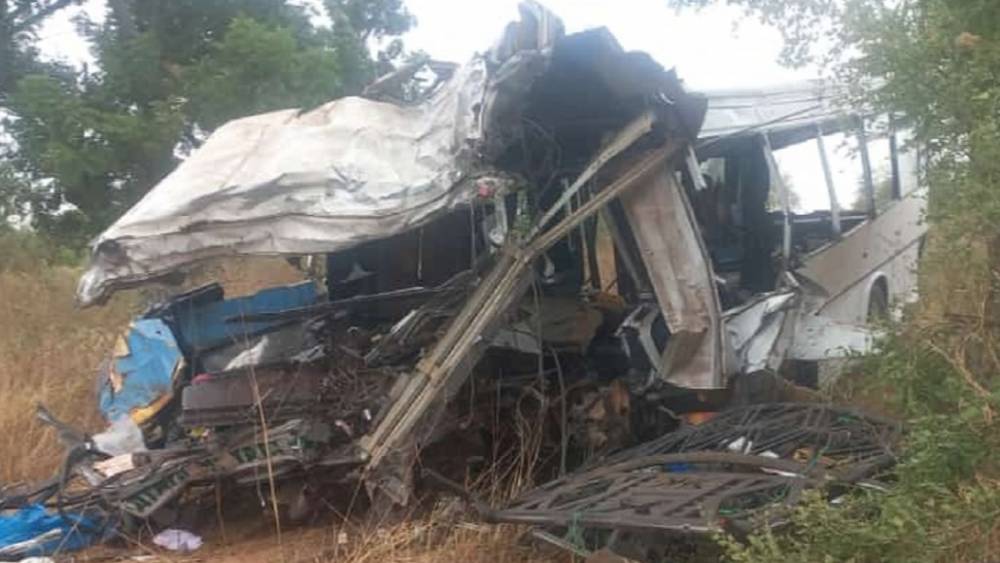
[0,246,309,485]
[0,265,135,484]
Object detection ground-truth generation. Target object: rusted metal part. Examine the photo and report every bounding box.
[598,403,901,481]
[3,417,368,520]
[490,452,822,534]
[482,403,899,543]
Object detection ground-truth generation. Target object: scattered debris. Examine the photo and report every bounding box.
[0,504,101,559]
[152,529,202,552]
[487,403,900,548]
[598,402,900,477]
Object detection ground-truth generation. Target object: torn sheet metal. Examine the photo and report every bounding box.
[788,312,875,360]
[724,290,874,371]
[75,3,559,306]
[76,59,493,306]
[698,80,852,152]
[619,165,726,389]
[99,319,182,424]
[724,292,798,374]
[77,0,706,307]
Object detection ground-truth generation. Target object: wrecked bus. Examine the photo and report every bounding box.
[697,82,925,327]
[1,2,912,556]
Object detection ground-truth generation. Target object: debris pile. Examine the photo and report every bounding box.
[485,403,900,557]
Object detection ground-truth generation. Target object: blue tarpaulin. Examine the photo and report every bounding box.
[99,318,182,422]
[0,504,100,557]
[97,282,317,423]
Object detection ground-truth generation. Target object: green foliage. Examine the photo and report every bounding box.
[324,0,414,41]
[8,72,185,237]
[0,161,28,225]
[0,0,83,99]
[184,17,344,129]
[0,229,82,271]
[720,335,1000,563]
[3,0,413,244]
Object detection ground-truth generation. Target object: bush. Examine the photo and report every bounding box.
[0,229,83,273]
[719,330,1000,563]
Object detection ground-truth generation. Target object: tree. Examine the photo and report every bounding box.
[5,0,414,243]
[0,0,82,101]
[183,16,345,130]
[847,175,893,213]
[0,161,28,227]
[767,172,802,212]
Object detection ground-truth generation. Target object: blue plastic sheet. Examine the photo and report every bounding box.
[0,504,99,557]
[99,318,182,422]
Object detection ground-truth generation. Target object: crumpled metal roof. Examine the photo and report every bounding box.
[697,79,855,152]
[76,60,494,306]
[76,1,703,306]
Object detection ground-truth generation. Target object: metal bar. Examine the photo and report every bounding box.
[815,125,841,237]
[530,529,593,558]
[527,110,656,240]
[686,144,707,191]
[599,208,647,294]
[531,147,678,253]
[224,286,462,323]
[761,133,792,269]
[888,114,902,200]
[855,117,877,218]
[695,103,824,153]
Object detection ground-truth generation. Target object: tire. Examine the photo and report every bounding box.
[867,281,889,322]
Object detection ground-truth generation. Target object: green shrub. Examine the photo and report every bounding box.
[719,333,1000,563]
[0,230,84,273]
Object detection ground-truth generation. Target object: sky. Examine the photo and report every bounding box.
[34,0,883,211]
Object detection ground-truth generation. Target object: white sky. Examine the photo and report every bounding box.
[34,0,883,211]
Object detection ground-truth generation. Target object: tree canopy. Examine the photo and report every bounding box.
[1,0,413,244]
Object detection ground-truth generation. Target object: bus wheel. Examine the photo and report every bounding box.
[867,279,889,322]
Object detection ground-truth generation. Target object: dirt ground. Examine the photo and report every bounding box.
[73,516,568,563]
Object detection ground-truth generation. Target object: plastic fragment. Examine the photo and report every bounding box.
[152,529,203,552]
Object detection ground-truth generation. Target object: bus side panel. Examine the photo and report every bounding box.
[796,191,926,325]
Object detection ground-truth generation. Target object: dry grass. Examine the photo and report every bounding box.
[107,519,564,563]
[0,250,554,561]
[336,520,564,563]
[0,265,135,484]
[0,254,308,485]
